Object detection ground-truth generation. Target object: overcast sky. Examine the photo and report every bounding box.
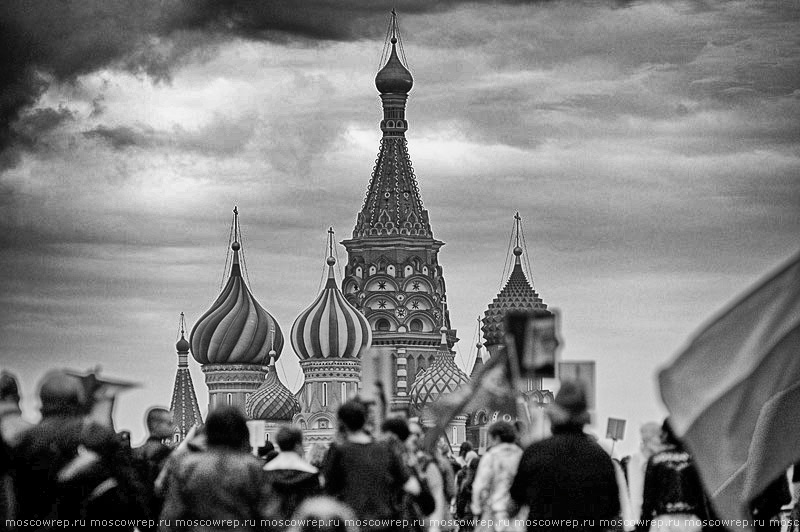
[1,0,798,453]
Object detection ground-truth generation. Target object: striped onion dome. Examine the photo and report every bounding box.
[190,240,284,365]
[245,354,299,421]
[410,328,470,411]
[291,250,371,360]
[482,246,548,347]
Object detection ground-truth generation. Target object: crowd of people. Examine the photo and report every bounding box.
[0,369,796,532]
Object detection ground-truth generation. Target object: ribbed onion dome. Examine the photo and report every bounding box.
[375,38,413,94]
[190,241,284,365]
[245,354,300,421]
[291,253,372,360]
[410,328,470,411]
[482,247,549,347]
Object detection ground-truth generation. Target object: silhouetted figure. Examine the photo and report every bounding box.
[263,426,321,530]
[0,371,32,448]
[133,407,174,527]
[511,380,620,532]
[323,400,419,532]
[159,406,269,532]
[638,419,707,532]
[471,421,523,530]
[13,370,146,530]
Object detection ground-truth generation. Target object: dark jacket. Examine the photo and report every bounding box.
[323,439,409,529]
[638,446,708,530]
[159,446,268,532]
[133,437,173,527]
[510,424,620,532]
[263,451,321,528]
[12,415,147,531]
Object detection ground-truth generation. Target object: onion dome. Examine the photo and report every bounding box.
[375,10,412,94]
[375,37,413,94]
[176,333,190,354]
[190,209,283,365]
[482,214,549,347]
[291,228,372,360]
[409,328,470,411]
[245,354,300,421]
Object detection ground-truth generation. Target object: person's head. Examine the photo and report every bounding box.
[639,421,662,456]
[406,420,424,452]
[660,418,683,450]
[307,443,328,467]
[465,450,479,468]
[204,406,250,451]
[276,426,304,453]
[336,399,367,433]
[458,441,474,458]
[381,416,410,442]
[488,420,517,445]
[0,371,21,404]
[547,380,590,428]
[38,370,86,417]
[436,438,453,458]
[288,496,358,532]
[146,407,174,439]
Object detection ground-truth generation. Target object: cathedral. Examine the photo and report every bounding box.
[168,13,554,449]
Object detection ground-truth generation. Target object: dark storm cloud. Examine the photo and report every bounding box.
[0,0,527,168]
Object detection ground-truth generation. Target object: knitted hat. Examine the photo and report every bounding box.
[548,380,590,426]
[0,371,20,402]
[39,370,86,417]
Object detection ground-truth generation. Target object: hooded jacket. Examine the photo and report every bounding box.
[263,451,321,526]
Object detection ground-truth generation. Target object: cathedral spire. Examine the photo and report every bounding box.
[353,11,431,239]
[170,312,203,442]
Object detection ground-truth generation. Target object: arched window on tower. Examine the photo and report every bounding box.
[376,319,390,332]
[226,393,232,406]
[410,319,423,332]
[341,382,347,403]
[322,383,328,407]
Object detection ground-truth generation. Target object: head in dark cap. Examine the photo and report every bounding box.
[381,416,410,442]
[38,370,86,417]
[548,380,590,427]
[205,405,250,451]
[0,371,21,403]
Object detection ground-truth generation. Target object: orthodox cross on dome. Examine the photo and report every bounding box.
[221,205,251,288]
[325,227,338,288]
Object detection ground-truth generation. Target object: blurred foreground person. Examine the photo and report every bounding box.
[263,426,322,529]
[750,472,791,532]
[455,453,480,532]
[637,419,707,532]
[323,400,419,532]
[0,371,32,448]
[287,495,358,532]
[133,407,175,527]
[13,370,146,529]
[627,422,664,524]
[159,406,268,532]
[471,421,523,532]
[510,380,620,532]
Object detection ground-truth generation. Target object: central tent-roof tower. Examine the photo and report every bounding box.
[341,10,459,416]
